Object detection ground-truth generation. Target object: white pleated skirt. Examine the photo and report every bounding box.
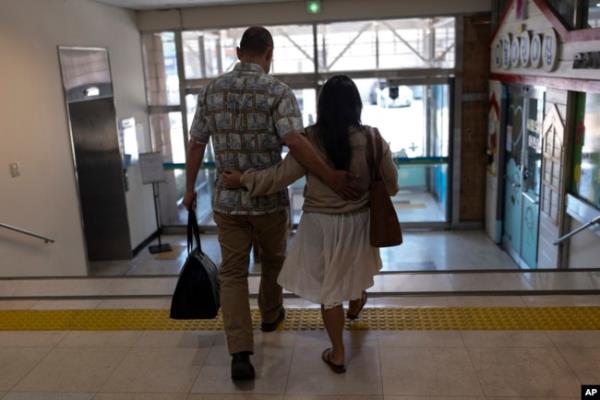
[277,209,382,308]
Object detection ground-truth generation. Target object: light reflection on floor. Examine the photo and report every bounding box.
[174,189,447,227]
[90,230,517,276]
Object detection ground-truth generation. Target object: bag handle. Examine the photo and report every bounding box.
[187,210,202,254]
[365,126,384,182]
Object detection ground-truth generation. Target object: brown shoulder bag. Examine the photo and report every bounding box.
[365,127,403,247]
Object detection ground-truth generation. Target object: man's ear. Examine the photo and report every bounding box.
[265,47,273,62]
[236,47,242,60]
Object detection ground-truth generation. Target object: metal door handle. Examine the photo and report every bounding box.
[554,216,600,245]
[522,192,539,205]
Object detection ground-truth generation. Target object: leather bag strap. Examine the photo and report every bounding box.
[365,126,383,182]
[187,210,202,253]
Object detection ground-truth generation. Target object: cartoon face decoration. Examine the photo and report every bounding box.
[544,36,553,64]
[520,32,531,67]
[530,33,542,68]
[543,29,558,72]
[502,34,512,70]
[494,41,503,68]
[511,36,520,68]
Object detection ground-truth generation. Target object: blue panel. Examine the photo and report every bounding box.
[495,221,503,244]
[521,194,539,268]
[503,158,522,255]
[398,165,427,188]
[433,165,448,212]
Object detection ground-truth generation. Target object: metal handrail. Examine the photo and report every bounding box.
[554,216,600,246]
[0,223,55,244]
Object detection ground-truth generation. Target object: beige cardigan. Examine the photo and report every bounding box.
[240,126,400,214]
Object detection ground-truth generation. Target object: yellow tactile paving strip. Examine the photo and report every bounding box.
[1,307,600,331]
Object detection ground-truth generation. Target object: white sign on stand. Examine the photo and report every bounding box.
[138,152,171,254]
[139,152,166,184]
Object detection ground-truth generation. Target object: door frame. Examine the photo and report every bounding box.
[500,83,545,269]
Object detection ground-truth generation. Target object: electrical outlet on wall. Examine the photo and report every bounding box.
[9,162,20,178]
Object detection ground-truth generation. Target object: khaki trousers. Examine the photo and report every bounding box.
[214,210,288,354]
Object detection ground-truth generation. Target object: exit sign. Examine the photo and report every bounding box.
[307,0,321,14]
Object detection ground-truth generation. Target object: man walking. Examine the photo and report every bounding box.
[184,26,357,381]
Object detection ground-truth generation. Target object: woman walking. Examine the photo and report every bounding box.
[222,75,399,372]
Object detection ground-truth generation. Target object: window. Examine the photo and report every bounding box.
[142,32,180,105]
[292,89,317,127]
[492,0,511,29]
[355,79,451,222]
[142,18,456,226]
[182,29,240,79]
[547,0,577,29]
[546,0,600,30]
[583,1,600,28]
[317,18,455,72]
[269,25,315,74]
[573,93,600,209]
[149,112,185,164]
[182,24,314,79]
[185,93,198,131]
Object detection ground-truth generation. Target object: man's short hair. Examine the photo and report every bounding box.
[239,26,274,55]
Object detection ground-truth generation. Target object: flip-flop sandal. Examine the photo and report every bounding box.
[346,291,368,320]
[321,348,346,374]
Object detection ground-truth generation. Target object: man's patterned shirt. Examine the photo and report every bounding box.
[189,62,304,215]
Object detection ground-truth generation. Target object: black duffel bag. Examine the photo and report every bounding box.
[170,210,220,319]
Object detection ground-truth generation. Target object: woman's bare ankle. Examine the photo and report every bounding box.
[330,346,345,365]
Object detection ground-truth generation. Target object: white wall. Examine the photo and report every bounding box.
[138,0,492,31]
[0,0,155,277]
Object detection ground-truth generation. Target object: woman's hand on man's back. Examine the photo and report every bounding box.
[222,170,243,189]
[325,170,364,200]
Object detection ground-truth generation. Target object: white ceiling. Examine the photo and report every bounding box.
[94,0,293,10]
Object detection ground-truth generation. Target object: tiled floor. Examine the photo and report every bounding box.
[190,188,447,227]
[393,191,446,223]
[0,297,598,399]
[0,325,597,398]
[90,230,518,277]
[292,190,447,224]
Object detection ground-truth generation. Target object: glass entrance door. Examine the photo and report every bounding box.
[503,86,544,268]
[269,80,451,227]
[180,79,450,228]
[287,88,317,225]
[355,78,451,223]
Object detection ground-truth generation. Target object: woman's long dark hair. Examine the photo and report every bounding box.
[315,75,362,170]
